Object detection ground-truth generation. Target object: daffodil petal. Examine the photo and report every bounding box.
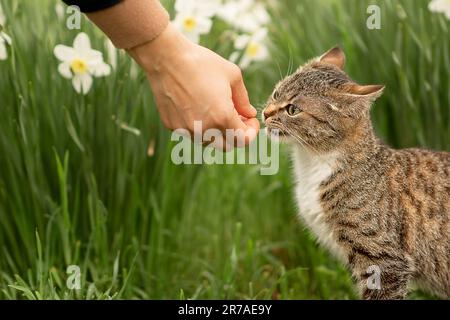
[196,0,221,17]
[58,62,72,79]
[72,75,82,93]
[229,51,240,63]
[173,12,189,32]
[85,49,103,63]
[72,74,93,94]
[54,45,76,62]
[254,5,270,24]
[234,34,250,50]
[428,0,446,12]
[175,0,219,17]
[91,62,111,77]
[196,17,213,34]
[80,73,93,94]
[219,0,271,33]
[173,12,186,24]
[172,19,182,32]
[239,55,251,70]
[73,32,92,56]
[218,2,239,23]
[184,32,200,44]
[175,0,196,14]
[240,15,260,32]
[102,63,112,76]
[254,45,269,61]
[428,0,450,19]
[253,28,268,42]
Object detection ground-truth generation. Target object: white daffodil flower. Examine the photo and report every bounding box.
[172,0,221,43]
[428,0,450,19]
[175,0,220,18]
[220,0,270,32]
[54,32,111,95]
[231,28,269,69]
[173,12,213,43]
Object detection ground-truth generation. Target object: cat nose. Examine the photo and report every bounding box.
[263,105,278,120]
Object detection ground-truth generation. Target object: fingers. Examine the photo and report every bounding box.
[208,136,233,152]
[230,67,257,118]
[151,61,260,150]
[243,117,260,139]
[222,111,259,148]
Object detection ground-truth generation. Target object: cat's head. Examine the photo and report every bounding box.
[263,47,384,153]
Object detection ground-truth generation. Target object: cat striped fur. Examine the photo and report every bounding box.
[263,47,450,299]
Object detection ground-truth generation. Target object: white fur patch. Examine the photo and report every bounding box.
[291,146,347,262]
[327,103,339,111]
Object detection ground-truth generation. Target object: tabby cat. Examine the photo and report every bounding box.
[263,47,450,299]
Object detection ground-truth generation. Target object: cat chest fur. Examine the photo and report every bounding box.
[291,146,347,262]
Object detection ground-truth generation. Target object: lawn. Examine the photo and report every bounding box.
[0,0,448,299]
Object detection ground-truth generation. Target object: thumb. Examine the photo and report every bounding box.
[231,74,257,118]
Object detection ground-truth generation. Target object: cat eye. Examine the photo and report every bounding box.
[286,104,301,116]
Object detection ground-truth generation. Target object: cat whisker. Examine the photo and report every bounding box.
[275,60,283,81]
[286,49,294,78]
[253,104,266,112]
[269,120,334,166]
[269,121,309,148]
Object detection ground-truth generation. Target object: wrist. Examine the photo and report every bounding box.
[87,0,170,49]
[128,23,192,73]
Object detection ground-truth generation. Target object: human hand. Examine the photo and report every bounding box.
[129,24,260,149]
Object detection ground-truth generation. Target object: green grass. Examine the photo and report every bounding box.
[0,0,448,299]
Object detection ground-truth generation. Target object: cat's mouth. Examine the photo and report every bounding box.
[265,124,289,139]
[263,112,290,140]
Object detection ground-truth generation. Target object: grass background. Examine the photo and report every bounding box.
[0,0,448,299]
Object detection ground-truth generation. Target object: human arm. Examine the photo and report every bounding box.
[62,0,260,147]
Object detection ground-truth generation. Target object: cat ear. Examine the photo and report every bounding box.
[319,46,346,70]
[345,84,385,100]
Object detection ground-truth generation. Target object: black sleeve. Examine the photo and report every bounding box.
[62,0,123,13]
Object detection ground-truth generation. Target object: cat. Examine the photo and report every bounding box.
[263,47,450,300]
